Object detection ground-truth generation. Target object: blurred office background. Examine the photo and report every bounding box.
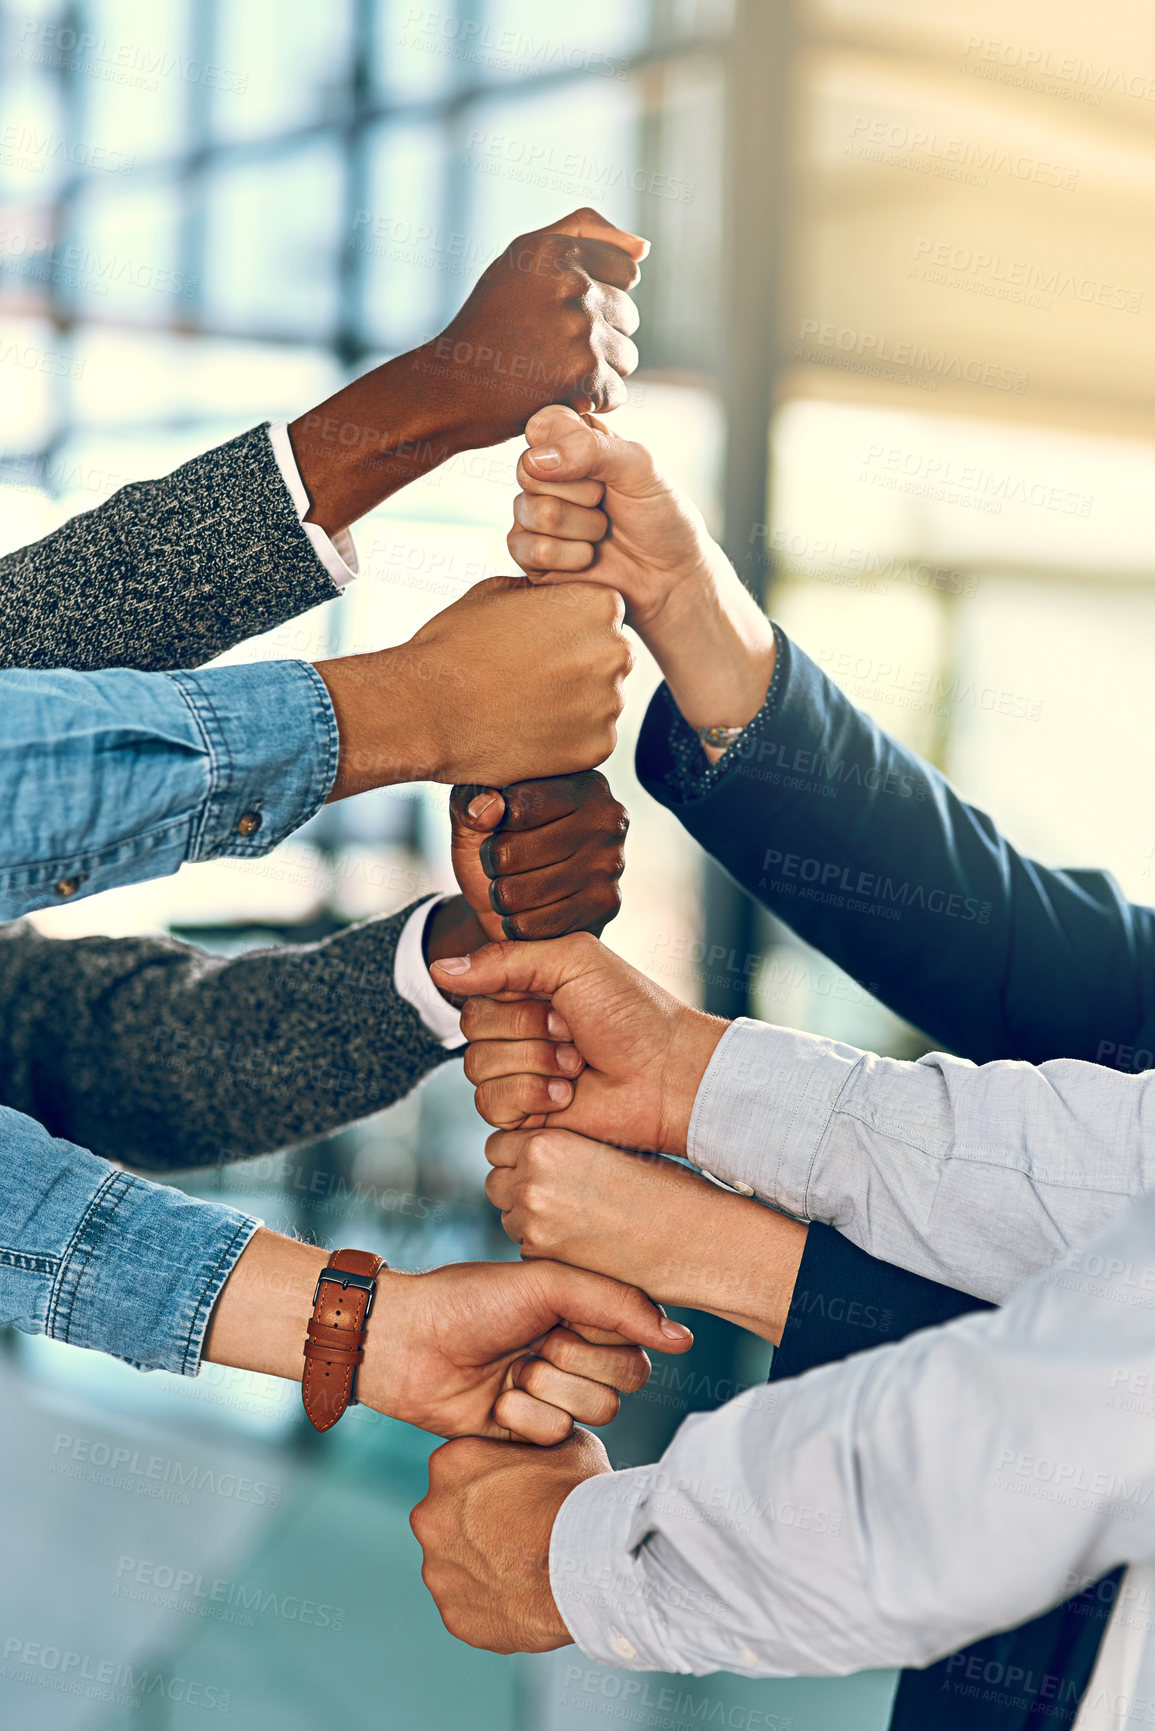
[1,0,1154,1725]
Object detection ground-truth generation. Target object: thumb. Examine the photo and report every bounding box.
[520,423,654,495]
[449,786,506,837]
[535,1262,693,1354]
[431,933,607,1000]
[547,206,650,262]
[449,788,506,940]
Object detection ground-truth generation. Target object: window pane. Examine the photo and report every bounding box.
[69,176,185,322]
[210,0,354,143]
[359,120,452,349]
[202,141,344,337]
[72,0,193,161]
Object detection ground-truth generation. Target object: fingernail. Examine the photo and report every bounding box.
[660,1319,693,1341]
[556,1044,581,1074]
[547,1011,570,1040]
[467,793,499,823]
[547,1079,572,1103]
[434,955,471,975]
[527,445,561,471]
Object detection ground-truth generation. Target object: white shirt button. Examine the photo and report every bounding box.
[699,1168,755,1197]
[609,1628,637,1660]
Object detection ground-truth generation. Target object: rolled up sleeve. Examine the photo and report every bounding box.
[0,658,338,918]
[0,1105,259,1375]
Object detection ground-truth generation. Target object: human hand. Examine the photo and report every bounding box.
[411,1428,610,1653]
[314,576,632,798]
[484,1127,806,1344]
[289,212,644,534]
[433,932,726,1154]
[358,1259,691,1445]
[205,1232,690,1447]
[431,209,647,447]
[449,772,629,944]
[509,406,776,741]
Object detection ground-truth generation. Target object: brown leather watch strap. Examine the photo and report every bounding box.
[301,1248,385,1432]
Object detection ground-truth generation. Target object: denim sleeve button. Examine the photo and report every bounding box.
[236,810,263,837]
[54,875,85,898]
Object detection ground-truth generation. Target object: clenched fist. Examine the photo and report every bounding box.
[316,577,633,798]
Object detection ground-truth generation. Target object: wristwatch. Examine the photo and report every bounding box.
[301,1248,385,1432]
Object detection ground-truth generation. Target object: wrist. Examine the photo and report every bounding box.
[290,345,479,533]
[641,555,776,741]
[202,1229,330,1382]
[657,1009,730,1156]
[651,1196,807,1345]
[314,649,445,798]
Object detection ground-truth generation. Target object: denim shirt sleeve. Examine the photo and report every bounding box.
[0,1104,259,1374]
[0,659,338,919]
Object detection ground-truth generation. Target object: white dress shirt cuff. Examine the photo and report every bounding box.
[393,897,466,1049]
[267,420,359,590]
[550,1466,682,1674]
[686,1018,863,1216]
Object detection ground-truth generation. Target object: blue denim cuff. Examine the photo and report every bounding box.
[45,1169,261,1376]
[169,659,339,861]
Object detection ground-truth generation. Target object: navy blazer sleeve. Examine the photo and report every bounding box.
[636,629,1155,1069]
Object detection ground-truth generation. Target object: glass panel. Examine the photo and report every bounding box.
[70,0,193,161]
[201,141,345,337]
[210,0,355,143]
[68,174,186,322]
[460,78,643,256]
[359,119,452,349]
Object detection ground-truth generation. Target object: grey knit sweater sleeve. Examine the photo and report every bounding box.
[0,423,339,671]
[0,906,454,1172]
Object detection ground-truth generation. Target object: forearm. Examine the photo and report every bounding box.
[621,1177,805,1346]
[637,629,1155,1064]
[551,1192,1155,1678]
[289,345,481,535]
[638,552,777,752]
[0,662,336,921]
[0,1105,258,1373]
[690,1018,1155,1303]
[0,906,453,1170]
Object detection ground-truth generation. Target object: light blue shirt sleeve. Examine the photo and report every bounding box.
[551,1190,1155,1681]
[0,659,338,918]
[0,1104,259,1375]
[687,1017,1155,1302]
